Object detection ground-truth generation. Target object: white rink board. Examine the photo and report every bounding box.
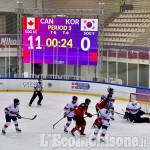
[0,79,136,100]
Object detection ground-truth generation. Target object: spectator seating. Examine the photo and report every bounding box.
[104,9,150,46]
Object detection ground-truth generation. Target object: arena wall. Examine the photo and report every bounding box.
[0,78,139,102]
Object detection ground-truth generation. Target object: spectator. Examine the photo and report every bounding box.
[120,0,126,12]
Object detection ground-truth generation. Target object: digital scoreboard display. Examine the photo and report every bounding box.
[23,17,98,65]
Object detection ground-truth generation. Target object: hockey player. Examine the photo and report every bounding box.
[124,100,150,123]
[91,107,113,142]
[102,88,115,120]
[2,98,22,134]
[29,78,43,106]
[92,94,112,128]
[64,96,79,132]
[96,94,112,113]
[71,98,92,136]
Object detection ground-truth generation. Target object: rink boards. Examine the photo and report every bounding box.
[1,78,149,103]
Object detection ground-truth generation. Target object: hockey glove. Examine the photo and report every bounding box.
[64,112,67,118]
[70,108,75,111]
[17,114,22,119]
[88,114,92,118]
[123,112,129,119]
[140,110,145,115]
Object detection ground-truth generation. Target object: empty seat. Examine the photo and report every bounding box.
[109,23,113,27]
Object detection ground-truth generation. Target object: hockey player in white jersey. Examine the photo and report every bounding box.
[102,87,115,120]
[91,107,113,142]
[2,98,22,134]
[64,96,79,132]
[124,100,150,123]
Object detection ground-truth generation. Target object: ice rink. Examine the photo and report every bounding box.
[0,92,150,150]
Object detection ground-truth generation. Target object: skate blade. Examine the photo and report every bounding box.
[100,139,105,143]
[80,134,87,138]
[70,132,75,136]
[91,138,96,141]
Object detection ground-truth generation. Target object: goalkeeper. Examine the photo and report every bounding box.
[124,100,150,123]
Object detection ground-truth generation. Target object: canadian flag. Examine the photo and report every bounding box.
[23,17,39,29]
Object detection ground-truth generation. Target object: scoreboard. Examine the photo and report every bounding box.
[23,17,98,66]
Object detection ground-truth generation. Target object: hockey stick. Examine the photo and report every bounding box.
[21,115,37,120]
[114,111,124,116]
[115,112,124,119]
[84,113,98,118]
[122,109,125,113]
[53,117,64,129]
[53,111,72,129]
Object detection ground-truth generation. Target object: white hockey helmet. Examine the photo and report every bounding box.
[132,100,137,106]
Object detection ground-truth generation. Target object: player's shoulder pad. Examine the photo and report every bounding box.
[68,101,72,105]
[9,104,12,108]
[127,102,132,106]
[66,102,70,106]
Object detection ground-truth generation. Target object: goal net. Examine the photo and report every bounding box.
[130,93,150,113]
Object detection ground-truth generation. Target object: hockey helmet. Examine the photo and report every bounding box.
[85,98,91,104]
[14,98,20,104]
[72,96,78,101]
[132,100,137,106]
[108,88,114,94]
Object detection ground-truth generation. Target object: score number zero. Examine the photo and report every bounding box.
[28,36,91,51]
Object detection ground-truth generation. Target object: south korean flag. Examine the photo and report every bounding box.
[81,19,98,31]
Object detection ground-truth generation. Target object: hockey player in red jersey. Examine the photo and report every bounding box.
[124,100,150,123]
[2,98,22,134]
[92,94,112,128]
[96,94,112,113]
[71,98,92,136]
[64,96,79,132]
[91,107,113,142]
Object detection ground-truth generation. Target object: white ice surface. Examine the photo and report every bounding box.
[0,92,150,150]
